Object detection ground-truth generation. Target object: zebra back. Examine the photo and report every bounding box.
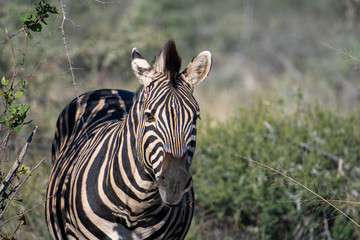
[51,89,134,163]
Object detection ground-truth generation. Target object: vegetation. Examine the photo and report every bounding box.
[190,97,360,239]
[0,1,59,239]
[0,0,359,239]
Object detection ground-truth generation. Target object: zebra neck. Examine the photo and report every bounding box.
[105,116,159,215]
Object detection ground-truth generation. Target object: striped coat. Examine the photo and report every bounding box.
[46,40,212,239]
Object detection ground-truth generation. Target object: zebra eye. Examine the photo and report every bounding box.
[145,111,155,122]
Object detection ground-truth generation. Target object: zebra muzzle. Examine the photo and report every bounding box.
[156,153,193,206]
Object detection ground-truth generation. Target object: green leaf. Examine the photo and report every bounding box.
[2,103,31,131]
[30,13,37,21]
[19,164,30,175]
[19,78,28,90]
[20,12,31,22]
[19,13,25,21]
[1,76,9,86]
[29,23,42,32]
[27,32,33,39]
[14,92,23,99]
[20,1,60,39]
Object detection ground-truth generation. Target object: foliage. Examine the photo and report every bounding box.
[189,97,360,239]
[0,1,58,239]
[0,77,30,131]
[20,0,60,39]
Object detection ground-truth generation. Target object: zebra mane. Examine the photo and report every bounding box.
[153,40,182,82]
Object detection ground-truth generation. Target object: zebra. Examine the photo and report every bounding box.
[45,40,212,239]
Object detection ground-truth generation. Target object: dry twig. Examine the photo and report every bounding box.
[0,131,12,164]
[0,157,45,220]
[0,126,37,202]
[58,0,89,139]
[0,28,24,45]
[59,0,79,98]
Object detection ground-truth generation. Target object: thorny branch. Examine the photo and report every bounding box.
[59,0,80,99]
[0,157,46,220]
[0,126,38,201]
[58,0,89,139]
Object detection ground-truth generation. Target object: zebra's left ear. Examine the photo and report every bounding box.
[182,51,212,87]
[131,48,155,87]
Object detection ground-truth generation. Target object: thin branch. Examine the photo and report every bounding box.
[9,214,25,239]
[0,126,37,200]
[6,29,17,88]
[0,157,46,219]
[19,35,29,70]
[240,155,360,228]
[32,26,62,47]
[59,0,79,98]
[58,0,89,139]
[5,28,30,88]
[0,28,24,45]
[13,34,29,88]
[93,0,122,4]
[0,130,12,164]
[0,193,55,227]
[25,59,46,81]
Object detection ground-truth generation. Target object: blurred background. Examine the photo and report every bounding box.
[1,0,360,239]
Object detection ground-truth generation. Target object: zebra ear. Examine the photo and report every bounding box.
[131,48,155,87]
[182,51,212,87]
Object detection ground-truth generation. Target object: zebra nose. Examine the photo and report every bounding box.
[157,172,193,192]
[157,153,193,205]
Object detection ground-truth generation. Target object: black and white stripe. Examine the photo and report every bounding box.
[46,40,212,239]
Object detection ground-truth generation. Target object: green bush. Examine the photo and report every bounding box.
[189,99,360,239]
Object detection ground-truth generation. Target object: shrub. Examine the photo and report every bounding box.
[189,99,360,239]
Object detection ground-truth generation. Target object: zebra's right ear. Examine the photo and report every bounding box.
[131,48,155,87]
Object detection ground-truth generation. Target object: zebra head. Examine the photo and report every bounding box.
[131,40,212,206]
